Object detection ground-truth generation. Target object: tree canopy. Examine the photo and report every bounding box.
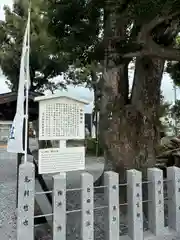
[0,0,71,92]
[166,35,180,88]
[47,0,180,64]
[166,35,180,135]
[1,0,180,91]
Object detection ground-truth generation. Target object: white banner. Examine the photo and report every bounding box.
[7,14,30,153]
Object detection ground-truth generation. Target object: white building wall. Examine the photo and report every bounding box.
[0,121,12,142]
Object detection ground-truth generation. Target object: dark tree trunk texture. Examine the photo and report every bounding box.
[99,15,165,219]
[98,6,180,222]
[99,11,165,183]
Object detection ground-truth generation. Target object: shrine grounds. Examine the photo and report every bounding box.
[0,138,175,240]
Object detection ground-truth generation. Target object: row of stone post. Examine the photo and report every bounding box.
[17,163,180,240]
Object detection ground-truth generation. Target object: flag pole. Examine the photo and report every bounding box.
[24,5,31,164]
[7,2,31,155]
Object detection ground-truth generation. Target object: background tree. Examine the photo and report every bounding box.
[171,100,180,121]
[0,0,70,92]
[166,35,180,135]
[46,0,180,180]
[158,94,171,133]
[166,36,180,87]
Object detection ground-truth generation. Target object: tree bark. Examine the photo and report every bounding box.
[99,18,165,212]
[100,56,164,179]
[99,7,130,175]
[100,54,164,221]
[100,6,165,180]
[98,1,175,221]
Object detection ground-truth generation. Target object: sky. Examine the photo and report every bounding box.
[0,0,180,113]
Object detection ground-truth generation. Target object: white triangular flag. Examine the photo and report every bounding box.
[7,13,30,153]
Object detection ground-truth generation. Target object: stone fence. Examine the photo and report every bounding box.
[17,162,180,240]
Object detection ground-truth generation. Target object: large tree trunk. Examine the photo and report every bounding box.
[98,1,178,223]
[100,55,164,221]
[99,8,130,174]
[100,57,164,180]
[99,13,165,220]
[100,6,165,180]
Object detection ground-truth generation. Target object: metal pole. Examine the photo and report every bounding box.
[174,84,177,135]
[24,8,31,163]
[95,112,99,157]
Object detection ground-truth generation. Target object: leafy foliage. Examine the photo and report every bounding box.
[0,0,102,92]
[158,94,171,132]
[0,0,70,92]
[0,0,180,108]
[64,61,101,88]
[47,0,102,64]
[166,35,180,86]
[167,61,180,87]
[1,0,180,92]
[159,97,170,119]
[166,36,180,134]
[171,100,180,119]
[46,0,180,62]
[160,100,180,136]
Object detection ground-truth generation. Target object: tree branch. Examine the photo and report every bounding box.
[138,12,180,44]
[123,38,180,61]
[147,38,180,61]
[122,12,180,61]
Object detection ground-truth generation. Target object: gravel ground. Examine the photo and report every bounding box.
[0,149,17,240]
